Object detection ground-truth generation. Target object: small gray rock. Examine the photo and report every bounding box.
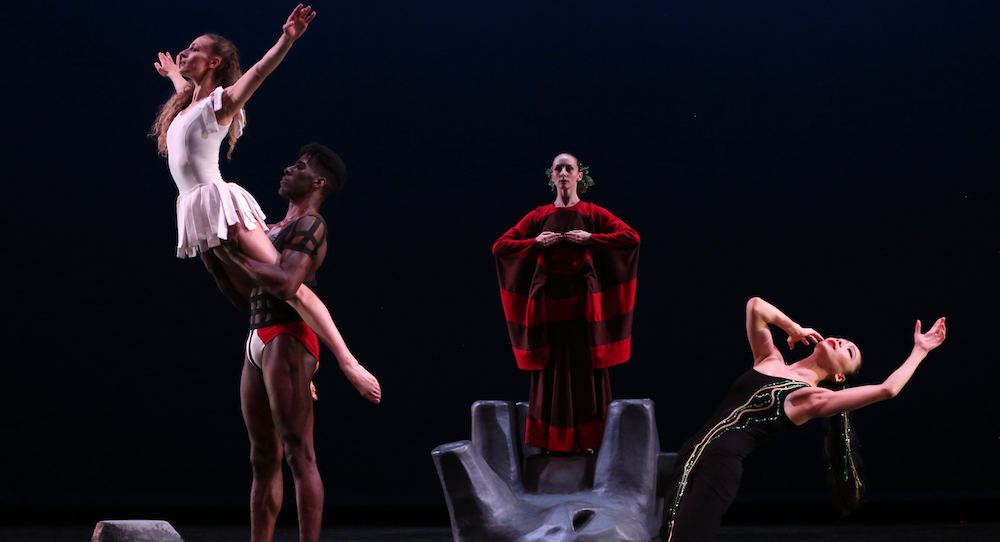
[92,520,183,542]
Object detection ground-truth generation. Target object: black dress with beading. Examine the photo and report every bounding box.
[661,369,808,542]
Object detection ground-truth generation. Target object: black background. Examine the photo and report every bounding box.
[2,0,997,518]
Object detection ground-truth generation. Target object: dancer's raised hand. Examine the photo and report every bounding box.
[154,51,188,93]
[913,317,946,353]
[154,52,179,77]
[283,4,317,41]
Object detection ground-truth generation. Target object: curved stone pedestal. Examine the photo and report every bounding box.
[432,399,676,542]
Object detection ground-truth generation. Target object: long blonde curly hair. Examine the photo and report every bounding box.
[150,33,243,159]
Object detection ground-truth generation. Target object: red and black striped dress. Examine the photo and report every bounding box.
[493,201,639,452]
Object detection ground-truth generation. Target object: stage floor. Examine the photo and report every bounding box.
[3,523,999,542]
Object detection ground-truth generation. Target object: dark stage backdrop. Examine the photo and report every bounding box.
[2,0,997,514]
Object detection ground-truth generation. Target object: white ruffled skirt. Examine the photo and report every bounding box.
[175,181,268,258]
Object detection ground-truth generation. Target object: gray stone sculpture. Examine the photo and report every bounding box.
[432,399,677,542]
[91,520,184,542]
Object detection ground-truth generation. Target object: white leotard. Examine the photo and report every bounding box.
[166,86,267,258]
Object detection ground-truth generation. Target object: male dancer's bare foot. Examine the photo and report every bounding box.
[343,363,382,404]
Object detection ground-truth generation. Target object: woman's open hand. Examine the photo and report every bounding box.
[913,317,946,353]
[153,52,179,78]
[283,4,317,41]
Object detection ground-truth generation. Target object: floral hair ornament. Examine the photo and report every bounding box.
[546,163,595,194]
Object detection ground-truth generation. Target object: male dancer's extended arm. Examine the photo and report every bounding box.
[227,247,312,301]
[225,247,358,362]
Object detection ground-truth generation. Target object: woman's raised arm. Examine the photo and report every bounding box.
[219,4,317,120]
[745,297,823,365]
[153,51,188,94]
[786,317,946,424]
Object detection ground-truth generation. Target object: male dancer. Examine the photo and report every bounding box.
[203,143,380,542]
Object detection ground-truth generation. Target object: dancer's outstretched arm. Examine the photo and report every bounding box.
[153,52,188,93]
[786,317,947,423]
[216,4,317,123]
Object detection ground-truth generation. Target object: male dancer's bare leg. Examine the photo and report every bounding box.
[241,357,283,542]
[241,335,323,542]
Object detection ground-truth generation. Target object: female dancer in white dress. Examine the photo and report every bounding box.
[151,4,380,403]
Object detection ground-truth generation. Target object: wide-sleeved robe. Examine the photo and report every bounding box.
[493,201,639,451]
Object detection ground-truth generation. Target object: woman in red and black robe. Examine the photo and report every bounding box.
[493,153,639,453]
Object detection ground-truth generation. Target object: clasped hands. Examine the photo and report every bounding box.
[534,230,592,248]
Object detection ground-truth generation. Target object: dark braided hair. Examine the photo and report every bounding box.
[820,372,865,515]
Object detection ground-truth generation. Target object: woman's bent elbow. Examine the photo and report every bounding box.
[880,386,899,401]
